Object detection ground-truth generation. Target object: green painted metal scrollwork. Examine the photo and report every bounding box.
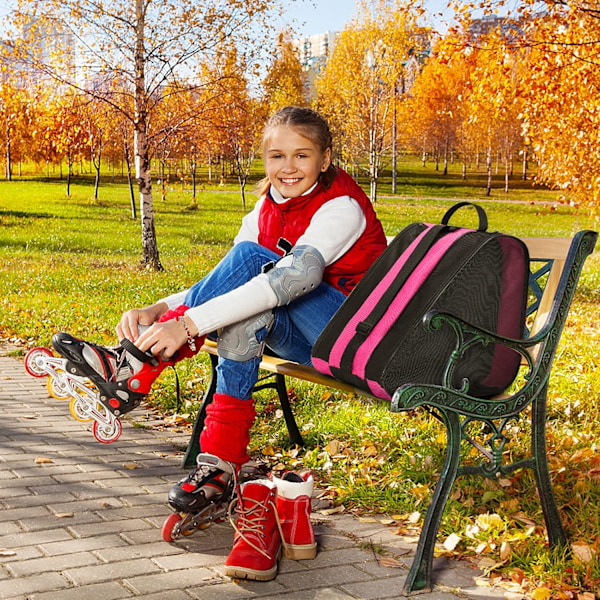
[394,230,598,596]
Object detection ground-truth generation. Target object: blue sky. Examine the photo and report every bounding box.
[282,0,454,37]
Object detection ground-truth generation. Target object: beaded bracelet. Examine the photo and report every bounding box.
[178,316,197,352]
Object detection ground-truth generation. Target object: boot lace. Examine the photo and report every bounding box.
[228,488,287,560]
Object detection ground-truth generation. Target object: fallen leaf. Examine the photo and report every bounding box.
[318,505,345,515]
[478,557,499,569]
[21,414,37,419]
[0,549,17,557]
[408,511,421,524]
[571,542,595,564]
[358,517,378,523]
[443,533,461,551]
[378,556,404,568]
[512,511,537,527]
[325,440,341,455]
[363,444,378,457]
[531,587,553,600]
[475,542,490,554]
[34,456,53,464]
[122,463,139,470]
[500,541,512,561]
[475,513,504,531]
[56,513,74,519]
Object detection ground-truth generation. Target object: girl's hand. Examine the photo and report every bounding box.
[135,318,187,359]
[116,302,169,343]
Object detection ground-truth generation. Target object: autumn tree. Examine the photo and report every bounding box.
[49,90,89,196]
[316,0,425,202]
[404,34,471,175]
[262,29,307,114]
[0,78,33,180]
[519,2,600,212]
[12,0,284,270]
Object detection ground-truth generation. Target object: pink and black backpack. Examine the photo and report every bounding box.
[311,202,529,400]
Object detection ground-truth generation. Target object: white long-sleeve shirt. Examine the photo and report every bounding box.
[161,183,366,336]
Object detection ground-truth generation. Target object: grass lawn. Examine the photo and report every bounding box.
[1,158,599,598]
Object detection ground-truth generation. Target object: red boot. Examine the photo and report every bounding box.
[272,472,317,560]
[224,480,282,581]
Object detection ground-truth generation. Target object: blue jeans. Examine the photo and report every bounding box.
[183,241,345,399]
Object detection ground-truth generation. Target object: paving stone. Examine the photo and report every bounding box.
[0,572,71,599]
[93,541,185,563]
[152,550,225,571]
[38,534,130,556]
[0,528,74,550]
[64,557,162,585]
[26,581,133,600]
[67,518,156,538]
[6,551,101,577]
[276,564,374,591]
[123,567,216,595]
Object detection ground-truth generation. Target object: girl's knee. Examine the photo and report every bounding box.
[229,240,264,261]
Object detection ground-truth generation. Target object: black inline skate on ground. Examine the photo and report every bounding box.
[162,453,270,542]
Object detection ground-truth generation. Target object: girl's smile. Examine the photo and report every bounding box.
[264,126,331,198]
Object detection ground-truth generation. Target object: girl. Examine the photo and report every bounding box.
[53,106,387,580]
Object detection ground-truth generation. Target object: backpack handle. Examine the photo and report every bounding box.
[441,202,488,232]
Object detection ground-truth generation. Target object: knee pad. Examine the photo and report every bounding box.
[265,245,325,306]
[217,310,274,362]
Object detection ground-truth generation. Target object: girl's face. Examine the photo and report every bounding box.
[264,126,331,198]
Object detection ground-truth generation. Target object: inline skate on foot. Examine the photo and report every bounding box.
[25,332,175,444]
[24,345,124,443]
[162,453,239,542]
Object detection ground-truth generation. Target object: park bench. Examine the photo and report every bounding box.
[181,229,597,595]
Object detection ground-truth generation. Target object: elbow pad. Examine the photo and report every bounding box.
[265,245,325,306]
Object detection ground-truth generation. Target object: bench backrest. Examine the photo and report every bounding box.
[522,237,571,338]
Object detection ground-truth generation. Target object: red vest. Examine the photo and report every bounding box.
[257,168,387,294]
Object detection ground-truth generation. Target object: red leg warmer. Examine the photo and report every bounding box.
[200,393,256,465]
[158,304,204,360]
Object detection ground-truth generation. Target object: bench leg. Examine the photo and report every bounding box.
[403,409,461,596]
[532,385,567,547]
[181,353,219,469]
[274,373,304,448]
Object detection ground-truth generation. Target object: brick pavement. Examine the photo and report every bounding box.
[0,349,506,600]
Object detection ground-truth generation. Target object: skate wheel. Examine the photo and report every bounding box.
[93,418,122,444]
[47,373,71,400]
[69,397,93,422]
[24,347,53,378]
[162,512,183,542]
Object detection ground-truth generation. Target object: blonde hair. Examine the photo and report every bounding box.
[256,106,337,197]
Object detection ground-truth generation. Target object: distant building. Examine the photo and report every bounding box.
[293,31,338,100]
[293,28,432,101]
[469,15,524,40]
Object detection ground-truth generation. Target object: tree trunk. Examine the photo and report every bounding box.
[391,93,397,194]
[93,150,101,201]
[125,148,136,219]
[6,130,11,181]
[443,138,448,176]
[486,144,492,197]
[522,146,528,180]
[191,159,197,205]
[67,154,72,197]
[134,0,162,271]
